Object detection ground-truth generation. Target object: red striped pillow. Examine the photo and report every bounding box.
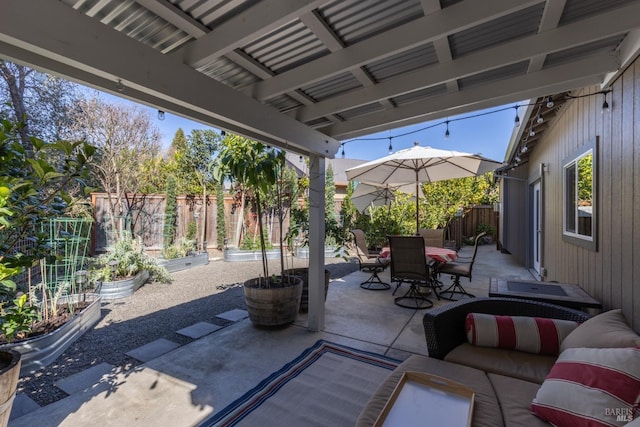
[465,313,579,356]
[531,347,640,426]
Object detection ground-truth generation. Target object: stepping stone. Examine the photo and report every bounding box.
[56,362,116,395]
[176,322,222,339]
[10,393,40,421]
[125,338,181,362]
[216,309,248,322]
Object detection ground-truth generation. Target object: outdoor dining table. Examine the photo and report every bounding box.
[379,246,458,263]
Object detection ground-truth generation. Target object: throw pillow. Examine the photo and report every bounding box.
[560,309,640,352]
[465,313,579,356]
[531,347,640,427]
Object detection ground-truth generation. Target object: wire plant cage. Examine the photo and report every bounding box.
[39,217,93,295]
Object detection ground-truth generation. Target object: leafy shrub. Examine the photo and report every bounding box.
[162,237,196,259]
[89,232,171,284]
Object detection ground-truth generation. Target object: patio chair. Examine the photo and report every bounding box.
[387,235,434,309]
[350,229,390,290]
[418,228,444,248]
[436,232,486,300]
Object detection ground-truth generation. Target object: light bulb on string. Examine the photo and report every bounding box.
[388,137,393,154]
[445,120,450,139]
[341,145,345,158]
[536,114,543,124]
[546,97,554,108]
[157,110,165,121]
[529,129,535,137]
[521,145,528,153]
[514,106,520,127]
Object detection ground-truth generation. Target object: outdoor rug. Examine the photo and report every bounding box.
[199,340,400,427]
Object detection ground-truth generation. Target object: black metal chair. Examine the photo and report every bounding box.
[437,232,486,300]
[351,229,390,290]
[388,235,434,309]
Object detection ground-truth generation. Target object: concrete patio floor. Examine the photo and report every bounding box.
[10,245,534,426]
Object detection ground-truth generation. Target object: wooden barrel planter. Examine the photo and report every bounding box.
[243,276,303,326]
[284,268,330,312]
[0,350,21,427]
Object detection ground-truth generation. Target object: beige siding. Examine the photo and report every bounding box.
[524,58,640,329]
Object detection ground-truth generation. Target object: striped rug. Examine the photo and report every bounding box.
[199,340,400,427]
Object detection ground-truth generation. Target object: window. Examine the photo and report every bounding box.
[562,138,597,250]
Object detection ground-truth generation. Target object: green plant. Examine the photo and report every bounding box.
[216,136,285,286]
[0,116,95,340]
[162,237,196,259]
[216,182,226,249]
[163,174,177,250]
[186,220,197,241]
[0,294,38,342]
[89,232,171,284]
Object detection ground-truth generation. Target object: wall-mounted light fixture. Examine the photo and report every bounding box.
[601,92,610,113]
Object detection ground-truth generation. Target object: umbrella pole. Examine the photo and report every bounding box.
[415,170,420,235]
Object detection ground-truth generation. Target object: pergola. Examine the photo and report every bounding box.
[2,0,639,331]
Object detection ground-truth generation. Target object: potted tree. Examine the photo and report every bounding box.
[216,135,302,326]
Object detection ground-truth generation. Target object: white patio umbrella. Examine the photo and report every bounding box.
[345,142,503,234]
[350,182,415,213]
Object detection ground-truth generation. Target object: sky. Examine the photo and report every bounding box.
[99,89,519,163]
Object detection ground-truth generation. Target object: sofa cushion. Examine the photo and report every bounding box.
[445,343,556,384]
[356,354,504,427]
[531,347,640,427]
[560,309,640,352]
[487,374,548,427]
[466,313,578,356]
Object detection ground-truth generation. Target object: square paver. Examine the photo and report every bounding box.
[56,362,116,395]
[10,393,40,421]
[176,322,222,339]
[216,309,248,322]
[125,339,181,362]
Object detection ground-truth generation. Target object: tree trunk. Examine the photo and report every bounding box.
[234,192,245,248]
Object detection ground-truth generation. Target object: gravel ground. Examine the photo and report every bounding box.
[17,254,359,407]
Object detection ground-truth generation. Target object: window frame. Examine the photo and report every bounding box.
[562,137,598,251]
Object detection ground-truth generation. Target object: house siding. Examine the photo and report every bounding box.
[506,57,640,329]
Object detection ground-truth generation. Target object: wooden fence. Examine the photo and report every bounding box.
[446,205,498,247]
[91,194,496,254]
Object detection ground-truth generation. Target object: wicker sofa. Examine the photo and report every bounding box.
[356,297,640,427]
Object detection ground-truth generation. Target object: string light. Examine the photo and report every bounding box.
[339,90,608,159]
[221,130,226,137]
[157,110,165,120]
[546,96,554,108]
[115,79,125,92]
[521,145,528,153]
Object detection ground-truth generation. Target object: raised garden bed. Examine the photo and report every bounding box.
[96,270,149,301]
[295,246,344,259]
[224,248,281,262]
[158,252,209,273]
[0,294,102,375]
